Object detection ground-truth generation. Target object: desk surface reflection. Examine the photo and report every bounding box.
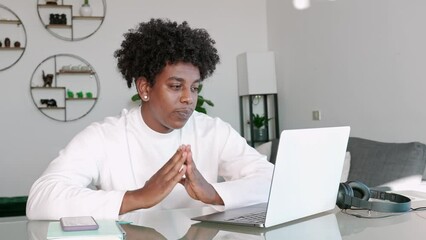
[3,191,426,240]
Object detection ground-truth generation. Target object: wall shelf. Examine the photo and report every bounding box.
[36,0,106,41]
[30,54,100,122]
[240,94,280,147]
[0,4,27,71]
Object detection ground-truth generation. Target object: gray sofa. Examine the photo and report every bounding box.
[346,137,426,191]
[256,137,426,191]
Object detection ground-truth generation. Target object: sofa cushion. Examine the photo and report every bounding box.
[346,137,426,188]
[0,196,27,217]
[255,139,280,164]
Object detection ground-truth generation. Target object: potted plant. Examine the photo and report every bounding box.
[131,83,214,114]
[80,0,92,17]
[251,113,271,141]
[194,84,214,114]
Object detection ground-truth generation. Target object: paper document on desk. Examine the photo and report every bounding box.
[47,220,125,240]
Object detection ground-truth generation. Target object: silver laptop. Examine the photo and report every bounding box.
[190,213,342,240]
[192,126,350,228]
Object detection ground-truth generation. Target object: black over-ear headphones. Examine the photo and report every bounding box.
[336,181,411,212]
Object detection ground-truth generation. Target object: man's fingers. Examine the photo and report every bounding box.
[176,165,187,184]
[161,146,186,172]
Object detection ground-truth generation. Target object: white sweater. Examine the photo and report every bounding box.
[26,107,273,220]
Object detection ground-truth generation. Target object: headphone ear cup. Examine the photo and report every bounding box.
[336,182,353,209]
[348,181,371,201]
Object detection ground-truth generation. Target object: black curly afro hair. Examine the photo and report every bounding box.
[114,18,220,88]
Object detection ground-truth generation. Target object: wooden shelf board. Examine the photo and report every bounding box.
[0,20,21,25]
[57,70,95,74]
[37,4,72,8]
[46,24,72,29]
[73,16,104,20]
[38,107,65,110]
[66,97,97,100]
[31,86,66,90]
[0,47,25,51]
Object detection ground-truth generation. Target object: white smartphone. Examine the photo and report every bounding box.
[60,216,99,231]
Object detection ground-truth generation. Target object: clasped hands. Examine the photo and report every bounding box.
[120,145,223,214]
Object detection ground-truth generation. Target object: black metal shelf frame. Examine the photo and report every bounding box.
[239,94,280,147]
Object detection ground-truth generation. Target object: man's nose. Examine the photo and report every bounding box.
[180,89,194,104]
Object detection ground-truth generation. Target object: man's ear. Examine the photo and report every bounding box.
[135,77,150,100]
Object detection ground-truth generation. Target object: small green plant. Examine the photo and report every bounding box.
[251,113,271,129]
[194,84,214,114]
[67,89,74,98]
[83,0,89,5]
[131,83,214,114]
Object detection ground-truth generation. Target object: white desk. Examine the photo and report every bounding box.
[3,191,426,240]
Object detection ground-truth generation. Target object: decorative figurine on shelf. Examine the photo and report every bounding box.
[40,99,57,108]
[86,92,93,98]
[67,90,74,98]
[61,65,71,72]
[45,0,58,5]
[14,41,21,48]
[49,13,67,25]
[49,14,55,24]
[42,70,54,87]
[80,0,92,17]
[4,37,11,47]
[71,65,80,71]
[76,91,84,98]
[80,65,91,71]
[60,14,67,24]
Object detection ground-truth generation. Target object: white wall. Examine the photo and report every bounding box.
[267,0,426,143]
[0,0,268,196]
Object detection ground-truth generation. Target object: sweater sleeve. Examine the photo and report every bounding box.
[26,123,126,220]
[210,122,274,210]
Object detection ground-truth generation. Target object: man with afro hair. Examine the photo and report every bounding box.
[27,18,273,220]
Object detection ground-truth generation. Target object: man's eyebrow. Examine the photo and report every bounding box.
[167,76,184,81]
[167,77,201,83]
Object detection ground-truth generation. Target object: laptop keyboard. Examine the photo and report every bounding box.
[225,210,266,224]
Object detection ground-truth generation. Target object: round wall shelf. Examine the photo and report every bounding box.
[0,4,27,71]
[36,0,106,41]
[30,54,100,122]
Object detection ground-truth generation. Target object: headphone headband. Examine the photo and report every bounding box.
[337,181,411,213]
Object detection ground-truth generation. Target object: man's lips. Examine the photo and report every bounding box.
[174,108,193,120]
